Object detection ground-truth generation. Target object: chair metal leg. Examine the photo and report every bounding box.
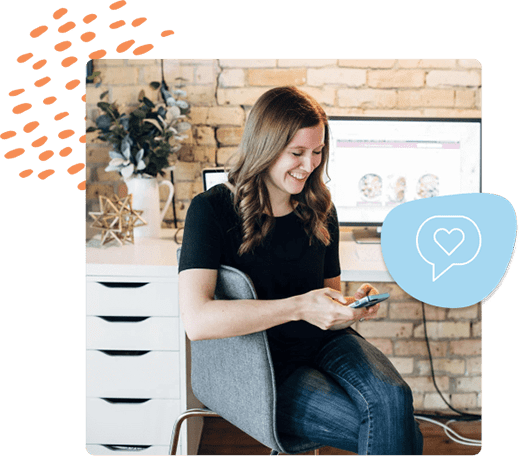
[169,408,220,455]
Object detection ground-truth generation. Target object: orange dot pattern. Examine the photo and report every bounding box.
[9,89,25,96]
[33,59,47,70]
[58,22,76,33]
[30,26,48,38]
[132,18,147,27]
[6,1,175,189]
[110,20,126,29]
[81,32,96,42]
[53,8,67,19]
[24,121,39,133]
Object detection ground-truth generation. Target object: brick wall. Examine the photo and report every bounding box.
[86,59,482,413]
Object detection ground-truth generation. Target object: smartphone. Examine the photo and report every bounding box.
[349,293,390,309]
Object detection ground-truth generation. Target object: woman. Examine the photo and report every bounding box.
[178,86,423,455]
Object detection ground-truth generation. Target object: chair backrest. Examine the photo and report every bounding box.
[177,248,319,454]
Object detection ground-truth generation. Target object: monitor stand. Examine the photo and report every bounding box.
[353,227,381,244]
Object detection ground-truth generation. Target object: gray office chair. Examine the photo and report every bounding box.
[170,249,321,455]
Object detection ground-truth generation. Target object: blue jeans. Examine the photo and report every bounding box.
[275,331,423,455]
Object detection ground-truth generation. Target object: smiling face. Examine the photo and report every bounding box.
[264,123,325,213]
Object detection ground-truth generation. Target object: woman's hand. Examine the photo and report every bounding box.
[352,283,381,321]
[295,287,374,331]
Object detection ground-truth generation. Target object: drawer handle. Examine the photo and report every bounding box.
[98,282,149,288]
[99,350,150,357]
[101,398,151,404]
[102,445,152,452]
[98,316,150,323]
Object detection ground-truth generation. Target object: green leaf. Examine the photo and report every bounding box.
[150,81,161,90]
[133,109,146,118]
[86,126,97,132]
[100,91,109,100]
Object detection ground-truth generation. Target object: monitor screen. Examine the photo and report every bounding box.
[326,117,481,226]
[202,167,228,191]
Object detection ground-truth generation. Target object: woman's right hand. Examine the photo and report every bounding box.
[294,287,369,330]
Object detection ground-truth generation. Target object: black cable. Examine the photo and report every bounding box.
[418,302,481,421]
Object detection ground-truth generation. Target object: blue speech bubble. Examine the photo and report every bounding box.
[381,193,516,308]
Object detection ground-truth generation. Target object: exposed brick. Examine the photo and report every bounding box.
[339,60,395,68]
[101,66,139,85]
[195,66,216,85]
[163,61,194,83]
[472,321,481,338]
[425,60,458,68]
[87,144,112,164]
[457,59,482,69]
[127,59,159,66]
[140,65,161,83]
[466,357,482,374]
[414,321,471,339]
[216,127,244,146]
[219,59,277,68]
[407,376,450,393]
[190,106,245,126]
[455,90,476,108]
[359,321,414,338]
[96,166,120,182]
[183,85,217,105]
[389,301,446,320]
[455,376,481,392]
[219,69,246,88]
[397,60,422,68]
[362,109,423,117]
[388,357,414,374]
[450,339,481,356]
[192,146,217,164]
[217,87,270,106]
[94,59,125,67]
[447,305,479,320]
[111,85,157,106]
[368,70,425,88]
[191,126,217,146]
[86,183,115,200]
[423,393,450,410]
[337,88,397,109]
[394,340,448,357]
[397,89,454,108]
[364,338,393,355]
[217,147,239,167]
[416,358,465,376]
[451,393,478,410]
[307,68,366,87]
[248,68,306,86]
[426,70,481,88]
[301,87,336,106]
[174,161,202,182]
[422,108,481,118]
[278,59,337,67]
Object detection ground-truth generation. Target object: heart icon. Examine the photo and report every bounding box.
[433,228,465,256]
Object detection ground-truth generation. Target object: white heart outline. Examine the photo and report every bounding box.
[433,228,465,256]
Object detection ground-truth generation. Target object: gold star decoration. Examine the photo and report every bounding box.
[89,194,147,246]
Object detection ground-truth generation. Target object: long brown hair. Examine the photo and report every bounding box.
[227,86,332,255]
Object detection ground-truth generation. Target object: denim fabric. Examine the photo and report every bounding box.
[276,331,423,455]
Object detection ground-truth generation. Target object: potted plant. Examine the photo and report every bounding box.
[88,81,191,238]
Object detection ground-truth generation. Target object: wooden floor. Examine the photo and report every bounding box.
[197,416,481,455]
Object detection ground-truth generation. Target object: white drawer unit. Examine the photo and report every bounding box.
[86,233,201,455]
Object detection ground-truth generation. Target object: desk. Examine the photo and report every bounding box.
[86,229,391,454]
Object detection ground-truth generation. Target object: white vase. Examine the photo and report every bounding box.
[125,176,174,238]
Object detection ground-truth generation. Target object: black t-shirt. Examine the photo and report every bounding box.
[178,184,342,381]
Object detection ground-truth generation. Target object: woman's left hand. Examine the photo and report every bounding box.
[342,283,381,321]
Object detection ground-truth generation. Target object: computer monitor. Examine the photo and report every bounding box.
[326,117,481,231]
[202,167,228,191]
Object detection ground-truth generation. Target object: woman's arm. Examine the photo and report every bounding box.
[180,269,374,341]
